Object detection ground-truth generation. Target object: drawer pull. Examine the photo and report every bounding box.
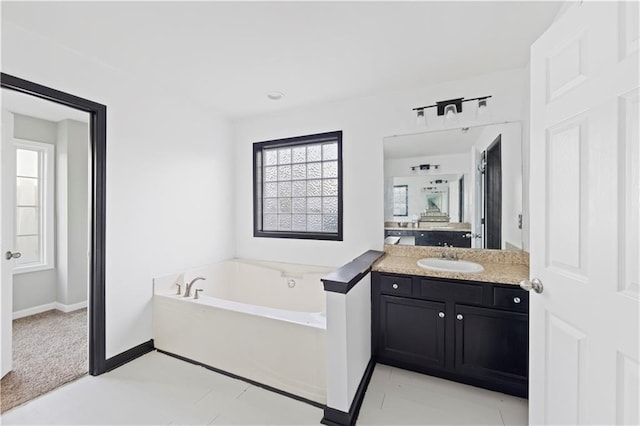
[392,283,399,289]
[513,296,521,304]
[456,314,463,320]
[438,312,445,318]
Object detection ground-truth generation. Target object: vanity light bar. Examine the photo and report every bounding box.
[410,164,440,171]
[412,95,492,116]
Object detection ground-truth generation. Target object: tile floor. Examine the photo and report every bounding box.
[1,351,527,425]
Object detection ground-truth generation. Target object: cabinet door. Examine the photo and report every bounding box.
[379,295,446,369]
[454,304,528,386]
[449,231,471,248]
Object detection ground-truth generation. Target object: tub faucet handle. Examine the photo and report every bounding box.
[175,283,182,295]
[194,289,204,299]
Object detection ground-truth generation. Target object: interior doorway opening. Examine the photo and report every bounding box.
[1,88,91,412]
[0,74,107,411]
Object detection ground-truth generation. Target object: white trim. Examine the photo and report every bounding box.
[12,303,56,319]
[55,301,87,313]
[12,300,87,319]
[13,138,55,273]
[12,264,54,275]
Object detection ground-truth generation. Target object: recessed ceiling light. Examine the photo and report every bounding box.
[267,92,284,101]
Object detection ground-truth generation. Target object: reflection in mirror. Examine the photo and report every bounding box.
[384,122,523,250]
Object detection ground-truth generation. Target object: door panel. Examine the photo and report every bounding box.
[379,295,446,369]
[454,305,528,382]
[618,89,639,299]
[1,109,15,377]
[544,313,586,424]
[530,3,639,424]
[545,114,588,279]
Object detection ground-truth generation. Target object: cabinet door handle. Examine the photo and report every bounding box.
[456,314,463,320]
[392,283,398,289]
[438,312,445,318]
[513,296,521,304]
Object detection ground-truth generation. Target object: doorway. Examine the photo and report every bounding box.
[0,74,107,404]
[1,91,93,411]
[484,135,502,249]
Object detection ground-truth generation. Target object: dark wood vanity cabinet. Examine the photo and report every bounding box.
[372,272,529,398]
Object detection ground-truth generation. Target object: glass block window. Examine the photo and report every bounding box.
[14,139,55,273]
[393,185,408,216]
[254,131,342,241]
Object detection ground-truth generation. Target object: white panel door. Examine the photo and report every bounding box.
[530,2,639,424]
[1,109,16,377]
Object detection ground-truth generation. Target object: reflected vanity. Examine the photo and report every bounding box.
[383,122,523,250]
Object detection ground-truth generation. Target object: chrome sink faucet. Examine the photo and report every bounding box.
[183,277,206,297]
[441,251,459,261]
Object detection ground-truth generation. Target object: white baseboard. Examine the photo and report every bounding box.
[13,300,87,319]
[55,301,87,313]
[13,303,57,319]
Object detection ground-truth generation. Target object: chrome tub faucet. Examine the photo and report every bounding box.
[183,277,206,297]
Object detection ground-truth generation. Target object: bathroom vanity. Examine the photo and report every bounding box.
[371,245,529,398]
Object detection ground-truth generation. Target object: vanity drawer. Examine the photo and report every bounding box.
[493,287,529,312]
[419,279,484,304]
[380,274,413,296]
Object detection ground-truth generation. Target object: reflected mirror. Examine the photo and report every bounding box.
[384,122,523,250]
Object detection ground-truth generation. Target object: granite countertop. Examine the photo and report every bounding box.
[372,245,529,285]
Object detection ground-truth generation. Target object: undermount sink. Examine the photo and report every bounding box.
[417,258,484,273]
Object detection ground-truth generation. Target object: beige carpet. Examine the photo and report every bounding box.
[0,308,88,413]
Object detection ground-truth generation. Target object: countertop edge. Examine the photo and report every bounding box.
[372,255,528,286]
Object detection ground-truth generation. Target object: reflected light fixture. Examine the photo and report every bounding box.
[412,95,492,126]
[410,163,440,172]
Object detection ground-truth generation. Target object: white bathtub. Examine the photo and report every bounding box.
[152,258,333,405]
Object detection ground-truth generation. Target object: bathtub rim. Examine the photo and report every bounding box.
[154,292,327,330]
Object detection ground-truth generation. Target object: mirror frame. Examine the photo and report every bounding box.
[1,73,107,375]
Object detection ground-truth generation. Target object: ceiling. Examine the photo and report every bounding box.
[1,1,562,119]
[384,126,483,159]
[2,88,90,123]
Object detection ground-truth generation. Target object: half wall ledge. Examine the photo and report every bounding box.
[321,250,384,294]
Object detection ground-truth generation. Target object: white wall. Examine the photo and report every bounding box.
[11,113,58,312]
[325,273,371,412]
[2,22,236,357]
[234,68,528,266]
[56,119,89,307]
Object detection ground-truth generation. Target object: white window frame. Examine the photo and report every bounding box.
[13,138,55,274]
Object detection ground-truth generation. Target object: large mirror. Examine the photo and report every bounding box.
[383,122,523,250]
